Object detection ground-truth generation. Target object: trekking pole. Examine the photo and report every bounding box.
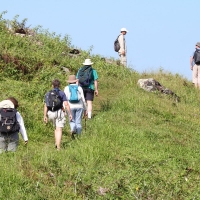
[84,115,86,134]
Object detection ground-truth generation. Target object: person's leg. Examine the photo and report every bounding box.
[7,132,19,152]
[0,134,7,153]
[55,109,66,149]
[119,54,127,66]
[69,108,76,133]
[84,88,94,119]
[192,68,195,84]
[197,65,200,89]
[87,101,92,119]
[75,108,84,134]
[193,64,198,88]
[54,127,62,150]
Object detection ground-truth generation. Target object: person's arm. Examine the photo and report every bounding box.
[190,56,194,70]
[79,87,87,116]
[64,86,69,98]
[118,34,125,55]
[94,80,98,96]
[44,103,48,123]
[93,70,98,96]
[16,112,28,144]
[63,101,72,121]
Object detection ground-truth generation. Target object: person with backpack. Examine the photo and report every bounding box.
[190,42,200,88]
[64,75,87,138]
[44,79,72,150]
[76,59,98,119]
[114,28,128,66]
[0,97,28,153]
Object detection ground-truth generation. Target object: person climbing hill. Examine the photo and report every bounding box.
[64,75,87,138]
[76,59,98,119]
[0,97,28,153]
[190,42,200,88]
[44,79,72,150]
[114,28,128,66]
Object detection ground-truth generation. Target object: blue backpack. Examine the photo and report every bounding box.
[69,85,80,103]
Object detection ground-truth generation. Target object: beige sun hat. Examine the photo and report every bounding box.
[0,100,14,108]
[83,58,93,65]
[120,28,128,32]
[67,75,78,83]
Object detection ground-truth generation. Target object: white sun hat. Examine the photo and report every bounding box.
[0,100,14,108]
[120,28,128,32]
[83,59,93,65]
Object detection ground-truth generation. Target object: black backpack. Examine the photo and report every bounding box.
[0,108,20,134]
[78,66,93,87]
[194,49,200,65]
[114,35,120,52]
[45,89,63,111]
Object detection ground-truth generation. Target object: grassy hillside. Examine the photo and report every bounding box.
[0,13,200,199]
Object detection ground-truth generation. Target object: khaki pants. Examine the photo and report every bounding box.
[192,64,200,86]
[119,53,127,66]
[47,109,66,128]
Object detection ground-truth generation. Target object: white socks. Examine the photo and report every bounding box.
[88,111,92,119]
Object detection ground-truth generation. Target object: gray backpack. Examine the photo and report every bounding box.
[194,49,200,65]
[114,35,120,52]
[45,90,63,111]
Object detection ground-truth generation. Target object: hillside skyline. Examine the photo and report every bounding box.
[2,0,200,81]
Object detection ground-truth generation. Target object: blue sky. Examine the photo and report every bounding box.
[1,0,200,80]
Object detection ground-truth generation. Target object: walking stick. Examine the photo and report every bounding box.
[84,115,86,134]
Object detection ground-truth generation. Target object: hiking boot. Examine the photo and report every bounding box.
[70,131,76,139]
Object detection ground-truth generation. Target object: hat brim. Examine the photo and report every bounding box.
[83,62,93,65]
[67,79,78,83]
[121,30,128,33]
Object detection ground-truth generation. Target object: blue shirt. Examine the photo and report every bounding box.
[55,88,67,102]
[44,88,67,104]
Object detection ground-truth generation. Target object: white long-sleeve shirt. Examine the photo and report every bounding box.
[118,33,127,54]
[64,84,87,110]
[0,99,28,141]
[16,112,28,141]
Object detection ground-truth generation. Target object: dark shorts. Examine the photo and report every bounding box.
[82,88,94,101]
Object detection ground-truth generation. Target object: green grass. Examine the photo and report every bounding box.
[0,13,200,199]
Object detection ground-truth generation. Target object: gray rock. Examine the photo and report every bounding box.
[137,78,180,102]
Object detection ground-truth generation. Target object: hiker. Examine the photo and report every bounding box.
[64,75,87,138]
[76,59,98,119]
[190,42,200,88]
[118,28,128,66]
[0,97,28,153]
[44,79,72,150]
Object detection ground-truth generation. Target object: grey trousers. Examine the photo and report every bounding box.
[0,132,19,153]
